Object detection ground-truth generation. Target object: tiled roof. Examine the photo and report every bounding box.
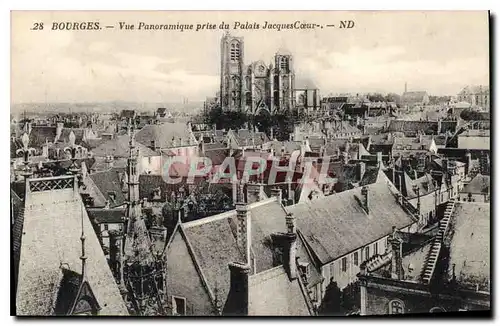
[88,169,127,207]
[120,110,136,119]
[440,121,458,134]
[87,208,125,224]
[29,126,57,148]
[460,174,490,194]
[60,128,85,145]
[177,198,291,310]
[262,141,302,155]
[286,181,415,265]
[232,129,270,147]
[135,123,196,149]
[16,178,128,315]
[92,134,159,158]
[204,148,230,166]
[138,174,185,202]
[181,215,244,306]
[388,120,438,135]
[247,266,310,316]
[445,203,490,291]
[402,91,428,100]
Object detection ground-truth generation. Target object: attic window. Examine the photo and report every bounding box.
[107,191,116,203]
[298,261,310,278]
[172,296,186,316]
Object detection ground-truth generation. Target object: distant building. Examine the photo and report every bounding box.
[457,85,490,110]
[219,32,295,115]
[401,91,430,107]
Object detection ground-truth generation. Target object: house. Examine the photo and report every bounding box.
[14,175,128,315]
[457,85,490,110]
[83,168,127,208]
[358,201,490,315]
[458,174,490,203]
[86,207,125,256]
[163,194,315,316]
[284,175,420,306]
[392,135,438,158]
[226,129,270,150]
[401,91,430,107]
[92,134,160,174]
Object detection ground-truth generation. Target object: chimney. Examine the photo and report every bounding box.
[270,213,298,280]
[442,159,448,173]
[438,119,442,134]
[357,161,366,181]
[222,262,250,316]
[466,151,472,175]
[389,226,404,280]
[361,186,369,213]
[271,187,282,204]
[376,151,383,167]
[246,183,264,204]
[235,202,251,265]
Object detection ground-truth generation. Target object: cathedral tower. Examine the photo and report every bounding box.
[220,32,245,111]
[273,48,295,112]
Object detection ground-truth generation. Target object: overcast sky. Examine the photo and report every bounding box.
[11,11,489,103]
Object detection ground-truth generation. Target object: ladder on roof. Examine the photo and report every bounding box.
[421,199,455,284]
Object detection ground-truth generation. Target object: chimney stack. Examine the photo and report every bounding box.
[361,186,369,214]
[270,213,298,280]
[235,201,251,265]
[357,161,366,181]
[246,183,264,204]
[465,151,472,176]
[389,226,404,280]
[376,151,383,167]
[223,262,251,316]
[271,187,282,204]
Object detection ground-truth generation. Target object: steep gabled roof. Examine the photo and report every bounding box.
[88,169,126,207]
[460,174,490,195]
[16,176,128,315]
[134,123,195,149]
[92,134,158,158]
[247,266,310,316]
[286,180,415,265]
[444,202,490,291]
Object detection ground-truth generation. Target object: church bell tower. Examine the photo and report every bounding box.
[220,32,245,111]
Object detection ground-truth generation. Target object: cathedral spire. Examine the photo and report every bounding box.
[80,203,88,280]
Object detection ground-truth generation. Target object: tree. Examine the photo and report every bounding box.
[460,109,484,121]
[318,278,343,316]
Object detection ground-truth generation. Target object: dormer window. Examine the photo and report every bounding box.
[107,191,116,203]
[172,296,187,316]
[298,261,310,278]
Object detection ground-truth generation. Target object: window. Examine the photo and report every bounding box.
[230,42,240,62]
[389,300,404,314]
[329,262,334,276]
[353,252,359,266]
[374,242,379,255]
[341,257,347,272]
[172,296,187,316]
[365,246,370,260]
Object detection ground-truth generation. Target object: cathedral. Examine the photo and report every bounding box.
[219,32,296,115]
